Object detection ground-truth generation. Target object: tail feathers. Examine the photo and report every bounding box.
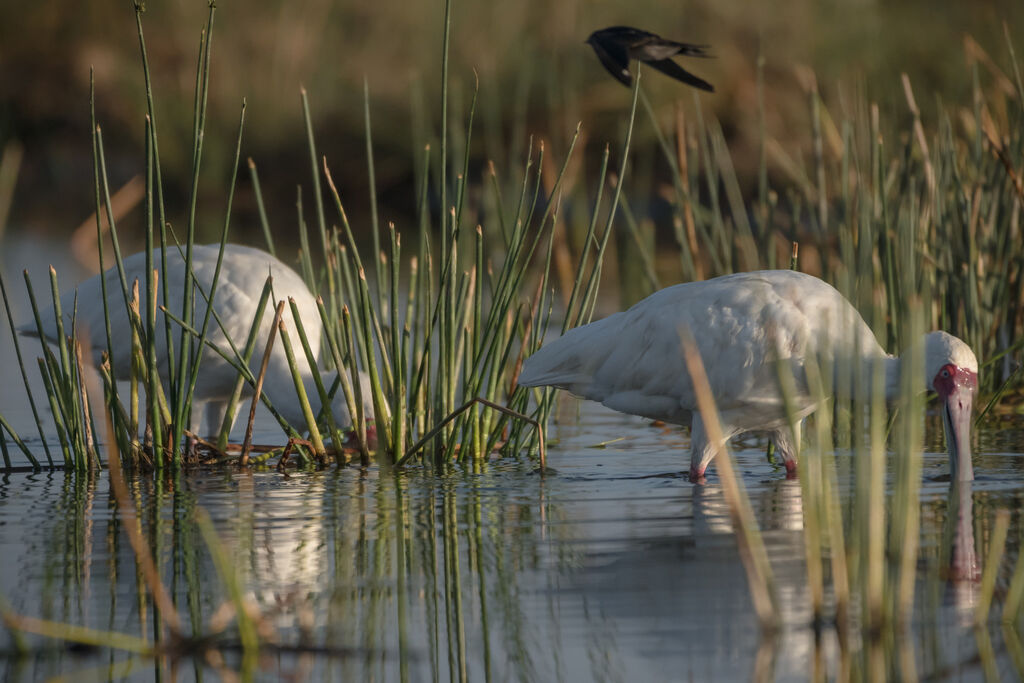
[672,42,712,58]
[17,323,40,338]
[18,318,61,344]
[645,59,714,92]
[517,369,594,394]
[518,345,597,393]
[518,316,621,392]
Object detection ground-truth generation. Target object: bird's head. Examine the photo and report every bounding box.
[924,331,978,481]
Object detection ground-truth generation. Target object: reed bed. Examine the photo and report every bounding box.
[0,0,614,473]
[2,12,1020,472]
[0,1,1023,680]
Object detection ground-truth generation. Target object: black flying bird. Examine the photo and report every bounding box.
[585,26,714,92]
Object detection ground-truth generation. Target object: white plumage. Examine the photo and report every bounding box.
[519,270,978,481]
[28,244,369,437]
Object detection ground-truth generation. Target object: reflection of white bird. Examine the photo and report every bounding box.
[519,270,978,482]
[27,244,369,436]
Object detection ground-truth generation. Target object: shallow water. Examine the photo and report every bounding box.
[1,399,1023,681]
[3,241,1024,680]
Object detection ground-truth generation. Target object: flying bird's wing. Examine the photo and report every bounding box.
[644,58,714,92]
[596,26,658,45]
[629,35,685,61]
[666,42,712,58]
[627,32,711,60]
[587,34,633,86]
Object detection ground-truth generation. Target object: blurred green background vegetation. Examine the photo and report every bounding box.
[0,0,1020,250]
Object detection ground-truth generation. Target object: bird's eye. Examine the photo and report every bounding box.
[941,368,951,378]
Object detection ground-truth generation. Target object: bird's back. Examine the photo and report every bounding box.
[518,271,886,426]
[28,244,322,402]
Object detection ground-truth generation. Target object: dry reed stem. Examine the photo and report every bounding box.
[105,414,184,638]
[900,74,936,196]
[0,611,153,654]
[983,128,1024,210]
[74,338,98,467]
[396,397,546,470]
[680,329,778,630]
[71,174,145,273]
[674,105,702,280]
[241,299,285,464]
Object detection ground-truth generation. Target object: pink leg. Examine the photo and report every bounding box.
[689,415,731,484]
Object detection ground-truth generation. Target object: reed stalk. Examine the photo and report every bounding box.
[1003,543,1024,622]
[977,509,1011,625]
[0,269,51,465]
[681,330,778,630]
[215,277,274,449]
[247,158,275,257]
[170,4,216,463]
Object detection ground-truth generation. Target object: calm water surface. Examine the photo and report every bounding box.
[3,240,1024,680]
[0,401,1023,681]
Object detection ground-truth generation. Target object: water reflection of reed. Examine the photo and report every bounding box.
[5,456,1024,681]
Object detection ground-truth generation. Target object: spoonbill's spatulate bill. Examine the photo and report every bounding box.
[518,270,978,482]
[27,244,369,436]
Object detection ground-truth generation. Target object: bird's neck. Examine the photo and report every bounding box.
[883,356,902,402]
[834,355,901,402]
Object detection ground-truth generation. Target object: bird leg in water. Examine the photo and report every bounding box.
[688,415,734,482]
[769,421,802,478]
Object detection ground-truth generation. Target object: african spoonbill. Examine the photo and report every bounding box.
[518,270,978,482]
[27,243,370,437]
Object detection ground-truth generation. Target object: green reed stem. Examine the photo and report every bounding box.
[577,74,642,324]
[0,414,39,469]
[1003,544,1024,622]
[275,319,326,460]
[977,509,1011,626]
[0,268,51,464]
[194,508,259,669]
[316,299,361,440]
[247,158,275,256]
[894,301,925,626]
[216,277,273,449]
[160,304,298,438]
[142,117,165,464]
[289,297,342,456]
[38,358,71,464]
[340,306,369,464]
[184,100,247,428]
[89,72,119,429]
[363,78,384,315]
[300,88,337,312]
[172,3,216,462]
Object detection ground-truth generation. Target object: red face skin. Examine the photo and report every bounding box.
[932,364,978,399]
[933,364,977,481]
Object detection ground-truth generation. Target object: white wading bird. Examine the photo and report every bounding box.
[28,244,370,437]
[518,270,978,482]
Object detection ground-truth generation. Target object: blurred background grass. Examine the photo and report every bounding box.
[0,0,1020,250]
